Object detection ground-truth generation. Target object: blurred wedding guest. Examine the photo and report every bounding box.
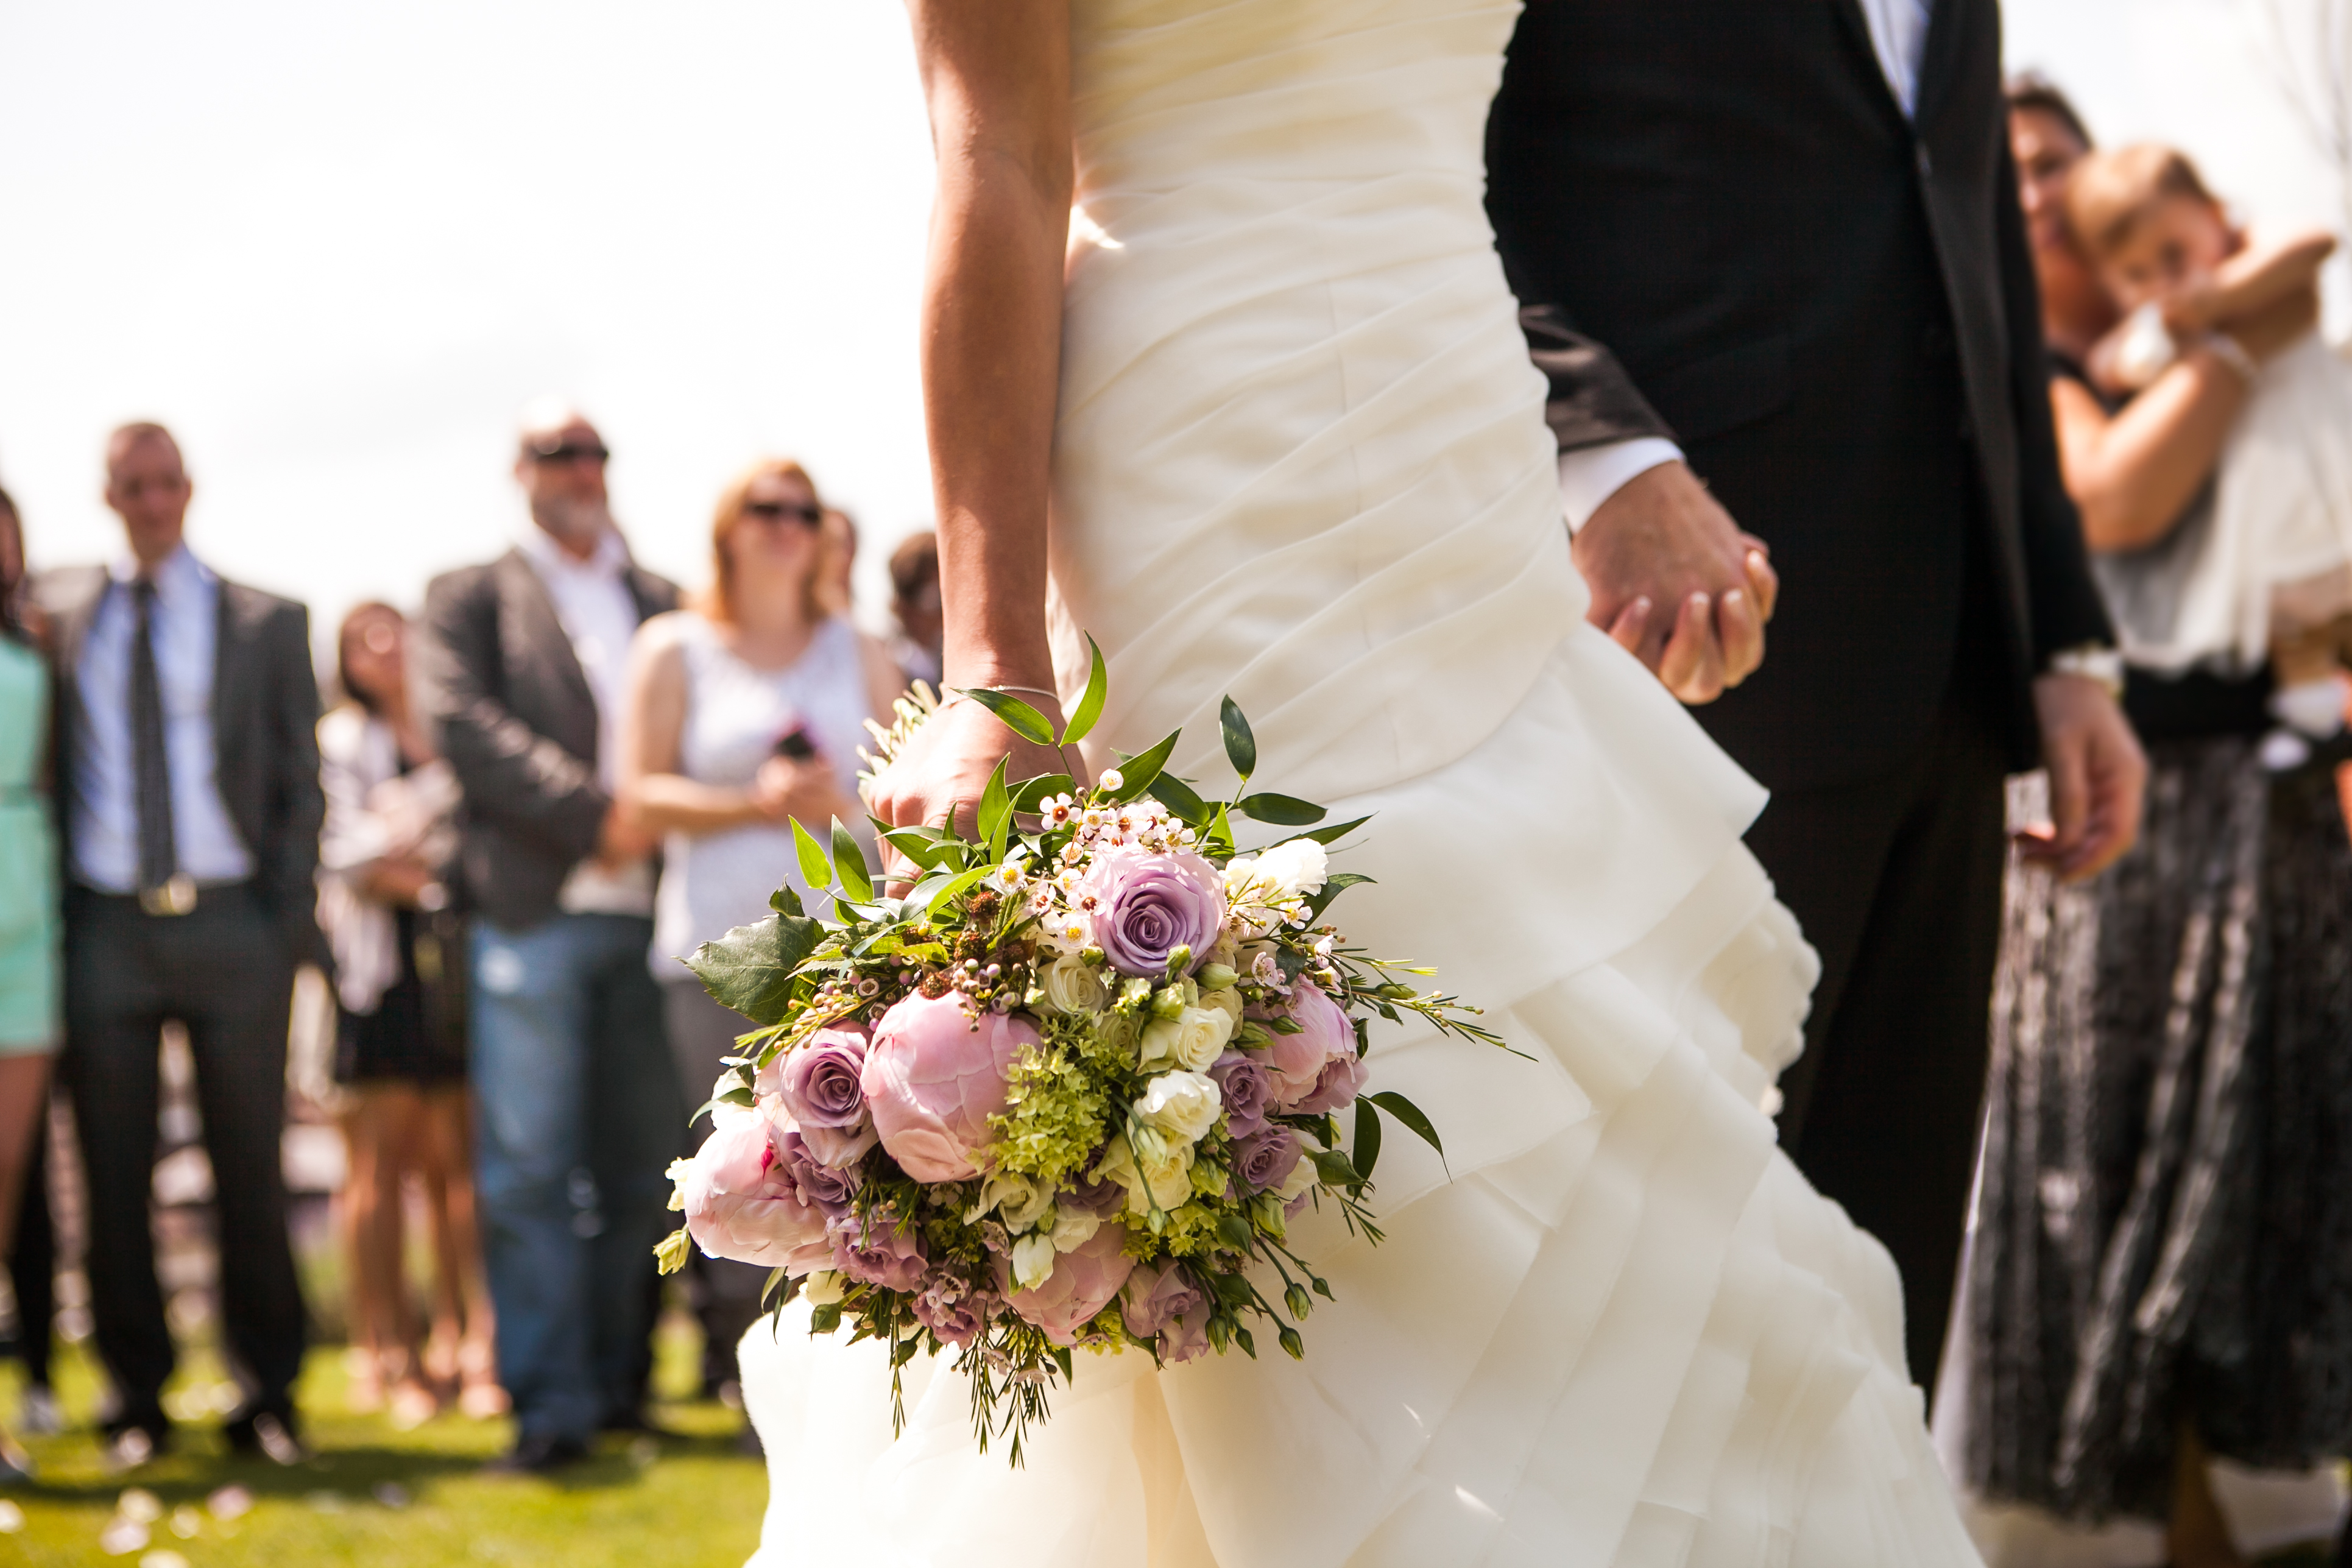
[1938,81,2352,1568]
[887,530,944,688]
[0,487,58,1483]
[617,459,895,1416]
[34,425,320,1468]
[412,400,683,1474]
[317,602,500,1430]
[816,507,858,620]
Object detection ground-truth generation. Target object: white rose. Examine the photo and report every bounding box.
[1040,953,1111,1015]
[1049,1204,1101,1252]
[966,1170,1054,1232]
[1199,987,1245,1029]
[1254,838,1329,900]
[1010,1231,1058,1292]
[1130,1126,1198,1211]
[1133,1070,1223,1145]
[802,1270,847,1305]
[1138,1006,1233,1074]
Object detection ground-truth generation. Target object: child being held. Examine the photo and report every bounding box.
[2068,143,2352,737]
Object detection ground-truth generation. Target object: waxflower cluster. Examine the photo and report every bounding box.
[656,641,1497,1461]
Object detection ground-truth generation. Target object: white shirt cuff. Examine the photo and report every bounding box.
[1556,437,1684,533]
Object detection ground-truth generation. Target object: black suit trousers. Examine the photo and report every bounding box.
[1748,666,2010,1396]
[61,884,306,1428]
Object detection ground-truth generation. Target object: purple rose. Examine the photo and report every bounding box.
[1120,1262,1212,1365]
[1232,1127,1305,1194]
[776,1126,861,1217]
[777,1026,880,1167]
[1207,1050,1274,1139]
[1294,1053,1370,1115]
[862,991,1034,1183]
[1081,847,1225,978]
[830,1212,928,1293]
[1266,980,1355,1111]
[912,1275,992,1349]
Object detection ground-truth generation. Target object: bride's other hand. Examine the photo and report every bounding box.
[1580,460,1777,704]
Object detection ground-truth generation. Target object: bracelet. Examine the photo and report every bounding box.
[2046,643,2126,701]
[2202,332,2258,383]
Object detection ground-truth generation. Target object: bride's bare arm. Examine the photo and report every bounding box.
[872,0,1078,836]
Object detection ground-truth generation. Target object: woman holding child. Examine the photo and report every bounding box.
[1937,79,2352,1568]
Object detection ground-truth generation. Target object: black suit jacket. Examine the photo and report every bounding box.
[1488,0,2112,789]
[413,547,677,931]
[39,563,325,962]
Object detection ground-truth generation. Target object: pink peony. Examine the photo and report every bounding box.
[830,1211,929,1293]
[1120,1260,1212,1365]
[861,991,1034,1183]
[1000,1219,1137,1346]
[682,1110,832,1272]
[1265,980,1355,1110]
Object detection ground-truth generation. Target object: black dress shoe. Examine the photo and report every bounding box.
[222,1409,308,1466]
[482,1433,589,1475]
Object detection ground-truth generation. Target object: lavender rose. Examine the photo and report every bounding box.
[1000,1218,1137,1346]
[1265,979,1354,1110]
[680,1111,832,1272]
[861,991,1034,1182]
[1295,1051,1371,1115]
[1207,1050,1274,1139]
[1120,1262,1212,1365]
[778,1026,880,1167]
[830,1212,928,1293]
[1082,847,1225,978]
[1232,1126,1306,1195]
[775,1125,860,1217]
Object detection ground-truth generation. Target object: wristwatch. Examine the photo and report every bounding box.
[2046,643,2126,701]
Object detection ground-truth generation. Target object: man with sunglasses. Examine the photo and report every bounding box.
[412,399,682,1473]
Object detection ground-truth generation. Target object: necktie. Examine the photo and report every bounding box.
[130,577,178,896]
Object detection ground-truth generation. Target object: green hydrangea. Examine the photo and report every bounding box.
[986,1031,1113,1189]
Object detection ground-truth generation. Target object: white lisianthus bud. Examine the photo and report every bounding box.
[1128,1125,1198,1212]
[1041,953,1112,1014]
[1011,1231,1058,1292]
[1049,1204,1101,1252]
[1134,1069,1223,1145]
[1277,1154,1319,1202]
[802,1270,847,1306]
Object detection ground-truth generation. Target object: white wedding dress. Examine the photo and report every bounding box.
[740,0,1985,1562]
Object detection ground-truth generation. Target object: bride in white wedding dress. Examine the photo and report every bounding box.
[736,1,1985,1563]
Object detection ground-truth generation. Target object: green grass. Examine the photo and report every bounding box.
[0,1318,768,1567]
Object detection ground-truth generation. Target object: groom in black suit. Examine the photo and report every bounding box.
[1486,0,2145,1390]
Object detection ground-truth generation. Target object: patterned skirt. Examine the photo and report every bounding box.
[1950,733,2352,1524]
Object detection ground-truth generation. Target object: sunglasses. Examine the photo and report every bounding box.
[530,443,610,465]
[742,501,823,526]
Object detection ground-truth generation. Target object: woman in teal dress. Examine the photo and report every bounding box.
[0,484,57,1483]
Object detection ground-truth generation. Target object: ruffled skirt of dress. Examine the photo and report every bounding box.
[740,626,1984,1568]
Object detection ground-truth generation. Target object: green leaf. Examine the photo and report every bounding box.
[686,913,822,1025]
[1146,770,1213,828]
[1111,730,1182,801]
[831,819,874,902]
[1234,792,1326,826]
[976,757,1013,850]
[1009,773,1077,814]
[1352,1097,1383,1182]
[925,863,991,919]
[1366,1091,1446,1165]
[880,827,955,872]
[1302,871,1374,924]
[958,687,1058,746]
[1061,635,1109,747]
[791,818,833,890]
[1220,696,1256,784]
[770,884,807,917]
[1298,814,1372,846]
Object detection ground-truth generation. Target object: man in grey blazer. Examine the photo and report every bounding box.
[412,402,682,1473]
[40,422,321,1467]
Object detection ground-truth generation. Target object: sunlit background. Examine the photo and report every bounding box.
[3,0,2350,659]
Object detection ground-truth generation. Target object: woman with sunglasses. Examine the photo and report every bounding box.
[616,457,900,1421]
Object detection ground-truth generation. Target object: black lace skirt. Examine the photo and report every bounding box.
[1951,733,2352,1525]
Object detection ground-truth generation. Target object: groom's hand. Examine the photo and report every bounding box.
[2022,673,2146,881]
[1575,461,1778,704]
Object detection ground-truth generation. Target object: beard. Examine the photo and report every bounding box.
[532,493,616,551]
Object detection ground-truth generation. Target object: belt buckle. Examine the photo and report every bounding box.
[139,874,198,917]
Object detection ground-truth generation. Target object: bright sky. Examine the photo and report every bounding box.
[4,0,2347,666]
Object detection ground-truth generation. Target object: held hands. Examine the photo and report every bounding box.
[1576,461,1779,704]
[2021,673,2147,881]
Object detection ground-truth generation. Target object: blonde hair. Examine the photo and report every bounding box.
[2064,143,2221,260]
[704,457,828,626]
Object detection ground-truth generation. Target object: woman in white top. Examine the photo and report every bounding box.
[617,457,899,1407]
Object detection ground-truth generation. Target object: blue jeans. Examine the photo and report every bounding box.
[470,913,683,1443]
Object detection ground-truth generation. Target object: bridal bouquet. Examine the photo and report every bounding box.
[655,640,1500,1460]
